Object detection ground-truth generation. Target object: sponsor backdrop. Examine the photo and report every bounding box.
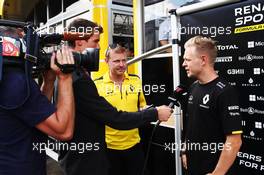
[180,0,263,174]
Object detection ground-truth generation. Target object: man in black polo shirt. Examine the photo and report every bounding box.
[181,36,242,175]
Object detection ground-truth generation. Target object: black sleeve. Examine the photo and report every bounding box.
[73,77,158,130]
[217,86,242,135]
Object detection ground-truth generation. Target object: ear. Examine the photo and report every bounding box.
[200,55,207,66]
[105,57,109,64]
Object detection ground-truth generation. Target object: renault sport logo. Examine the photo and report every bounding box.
[203,94,210,104]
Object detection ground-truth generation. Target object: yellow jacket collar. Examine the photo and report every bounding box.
[103,71,129,83]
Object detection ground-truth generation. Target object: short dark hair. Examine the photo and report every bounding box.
[67,18,103,47]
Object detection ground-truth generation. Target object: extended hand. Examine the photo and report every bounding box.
[156,105,173,122]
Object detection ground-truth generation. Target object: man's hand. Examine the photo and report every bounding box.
[155,105,173,122]
[50,46,74,79]
[182,153,187,170]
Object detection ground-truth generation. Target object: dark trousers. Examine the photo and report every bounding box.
[107,143,145,175]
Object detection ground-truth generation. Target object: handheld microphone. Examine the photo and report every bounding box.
[168,84,188,108]
[157,85,187,125]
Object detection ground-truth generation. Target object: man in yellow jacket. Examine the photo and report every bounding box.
[95,44,146,175]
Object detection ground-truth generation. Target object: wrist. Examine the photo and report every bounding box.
[57,74,73,81]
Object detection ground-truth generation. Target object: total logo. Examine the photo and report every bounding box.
[248,41,264,48]
[253,68,264,75]
[241,78,261,87]
[217,44,238,50]
[227,69,244,75]
[249,95,264,102]
[215,56,232,63]
[240,107,264,115]
[238,54,264,62]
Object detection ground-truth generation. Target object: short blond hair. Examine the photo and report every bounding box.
[105,44,127,59]
[184,36,217,64]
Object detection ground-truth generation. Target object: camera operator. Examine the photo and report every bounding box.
[58,18,173,175]
[0,27,75,175]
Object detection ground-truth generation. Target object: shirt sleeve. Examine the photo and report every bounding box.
[138,79,147,108]
[73,77,158,130]
[217,86,243,135]
[12,80,55,127]
[159,18,170,41]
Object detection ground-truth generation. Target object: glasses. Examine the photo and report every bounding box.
[105,43,127,57]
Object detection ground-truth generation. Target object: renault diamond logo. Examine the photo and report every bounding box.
[203,94,210,104]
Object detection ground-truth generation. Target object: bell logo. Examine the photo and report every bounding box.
[248,107,255,115]
[203,94,210,104]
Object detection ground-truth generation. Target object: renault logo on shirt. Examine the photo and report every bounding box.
[199,94,210,109]
[203,94,210,104]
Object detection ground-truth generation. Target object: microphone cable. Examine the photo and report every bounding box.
[141,105,182,175]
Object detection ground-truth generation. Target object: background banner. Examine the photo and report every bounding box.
[180,0,264,174]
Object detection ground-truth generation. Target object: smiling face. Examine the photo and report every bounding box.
[106,50,127,77]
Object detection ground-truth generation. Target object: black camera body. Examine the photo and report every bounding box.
[0,19,100,110]
[0,19,100,80]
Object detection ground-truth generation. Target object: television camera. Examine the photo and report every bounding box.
[0,19,100,81]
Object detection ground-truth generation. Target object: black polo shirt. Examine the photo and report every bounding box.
[185,77,242,175]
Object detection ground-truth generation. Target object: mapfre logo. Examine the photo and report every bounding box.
[227,69,244,75]
[215,56,232,63]
[238,54,264,62]
[217,45,238,50]
[248,41,264,48]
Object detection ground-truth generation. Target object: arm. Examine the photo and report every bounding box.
[209,134,242,175]
[36,47,75,141]
[209,85,242,174]
[74,77,171,130]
